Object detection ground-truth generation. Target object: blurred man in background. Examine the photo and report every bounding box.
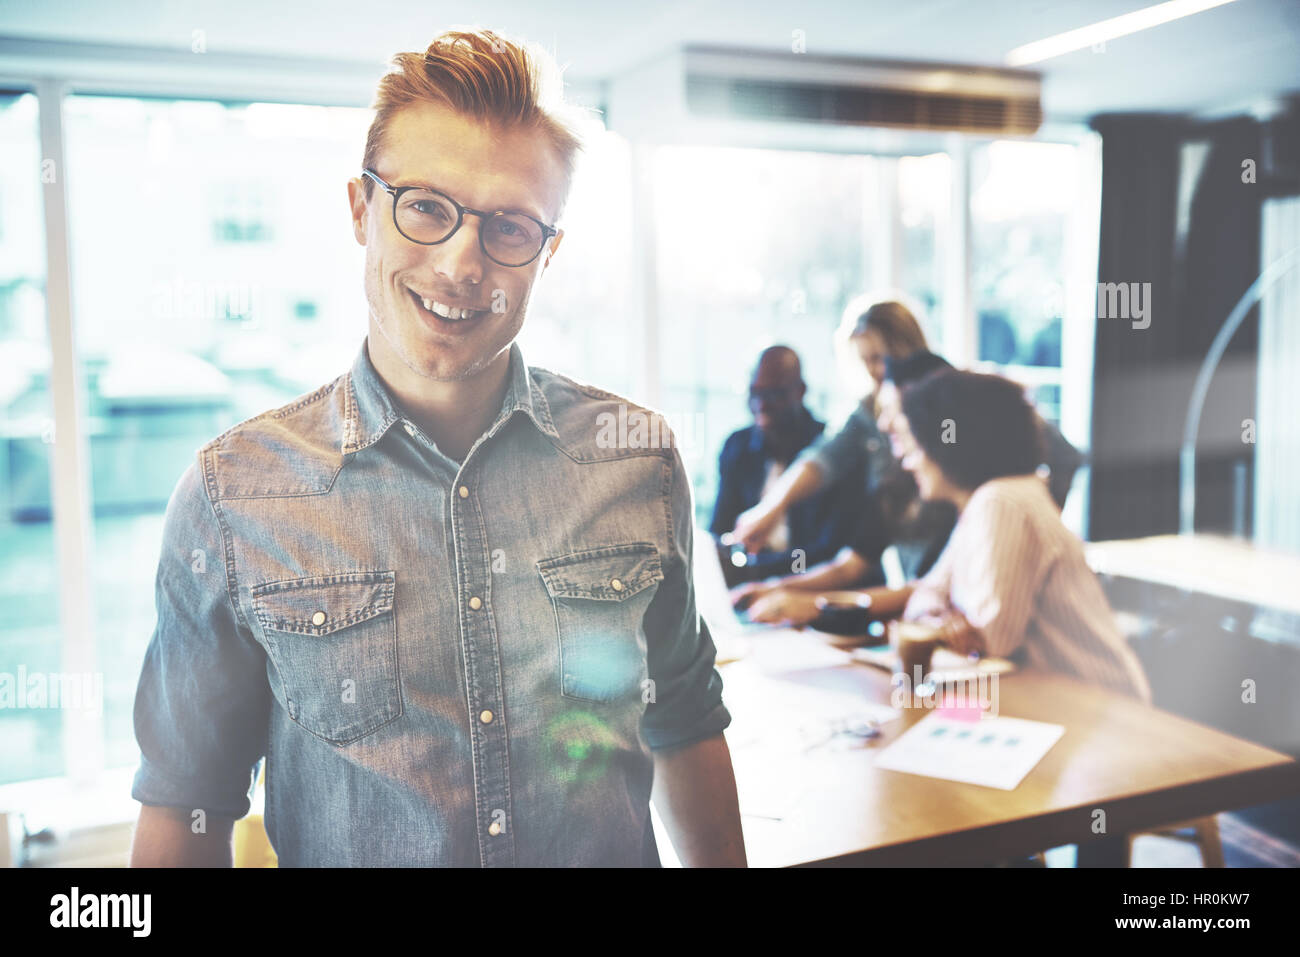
[711,346,863,585]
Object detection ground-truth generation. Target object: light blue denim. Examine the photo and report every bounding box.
[798,398,892,493]
[131,337,731,866]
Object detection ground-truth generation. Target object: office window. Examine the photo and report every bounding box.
[60,96,373,772]
[898,152,950,353]
[651,146,883,521]
[970,140,1078,424]
[650,146,952,523]
[0,92,64,784]
[517,127,635,395]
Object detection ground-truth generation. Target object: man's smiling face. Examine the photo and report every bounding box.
[350,100,567,381]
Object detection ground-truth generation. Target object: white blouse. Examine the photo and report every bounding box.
[904,474,1152,702]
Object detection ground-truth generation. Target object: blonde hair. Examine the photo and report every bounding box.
[837,293,929,357]
[362,28,590,217]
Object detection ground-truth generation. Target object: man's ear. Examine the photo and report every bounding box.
[542,228,564,271]
[347,177,367,246]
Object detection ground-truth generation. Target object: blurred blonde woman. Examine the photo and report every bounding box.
[728,295,965,625]
[729,294,927,555]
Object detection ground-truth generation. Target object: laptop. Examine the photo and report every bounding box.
[693,528,768,662]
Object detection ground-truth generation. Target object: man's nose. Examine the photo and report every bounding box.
[432,216,486,286]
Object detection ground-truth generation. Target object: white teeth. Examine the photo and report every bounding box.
[418,295,476,321]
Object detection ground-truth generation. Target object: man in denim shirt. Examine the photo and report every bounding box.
[128,28,744,867]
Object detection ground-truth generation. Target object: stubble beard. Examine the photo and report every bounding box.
[365,259,530,384]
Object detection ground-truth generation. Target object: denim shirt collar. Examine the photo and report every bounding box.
[344,336,559,455]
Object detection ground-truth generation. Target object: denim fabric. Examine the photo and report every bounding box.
[796,400,953,580]
[797,398,891,495]
[131,337,731,866]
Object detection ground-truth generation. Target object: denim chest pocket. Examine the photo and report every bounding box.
[250,571,402,745]
[537,543,663,704]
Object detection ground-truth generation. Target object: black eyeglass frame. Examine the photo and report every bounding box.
[361,167,558,267]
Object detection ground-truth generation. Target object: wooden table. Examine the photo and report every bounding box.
[1085,534,1300,618]
[714,627,1300,867]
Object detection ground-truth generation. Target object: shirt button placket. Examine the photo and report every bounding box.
[452,475,514,866]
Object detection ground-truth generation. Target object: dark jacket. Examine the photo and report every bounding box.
[710,409,865,582]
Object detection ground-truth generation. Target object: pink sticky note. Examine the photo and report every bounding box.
[936,697,984,722]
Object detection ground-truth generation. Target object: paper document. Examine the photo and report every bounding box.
[723,662,901,818]
[852,644,1017,683]
[873,713,1064,790]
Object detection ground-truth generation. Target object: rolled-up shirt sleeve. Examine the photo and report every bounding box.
[131,455,271,819]
[640,444,732,751]
[797,404,872,488]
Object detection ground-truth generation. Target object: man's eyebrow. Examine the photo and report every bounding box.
[387,175,551,224]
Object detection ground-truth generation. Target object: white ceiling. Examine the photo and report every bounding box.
[1,0,1297,121]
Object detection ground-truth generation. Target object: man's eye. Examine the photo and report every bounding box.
[493,220,521,237]
[412,201,450,220]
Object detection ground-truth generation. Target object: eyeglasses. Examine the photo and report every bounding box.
[361,168,558,268]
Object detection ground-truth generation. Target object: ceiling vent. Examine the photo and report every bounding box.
[679,45,1042,136]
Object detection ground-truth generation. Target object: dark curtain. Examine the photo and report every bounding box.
[1183,118,1262,533]
[1087,114,1262,541]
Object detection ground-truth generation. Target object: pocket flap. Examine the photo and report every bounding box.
[537,543,663,601]
[252,571,396,636]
